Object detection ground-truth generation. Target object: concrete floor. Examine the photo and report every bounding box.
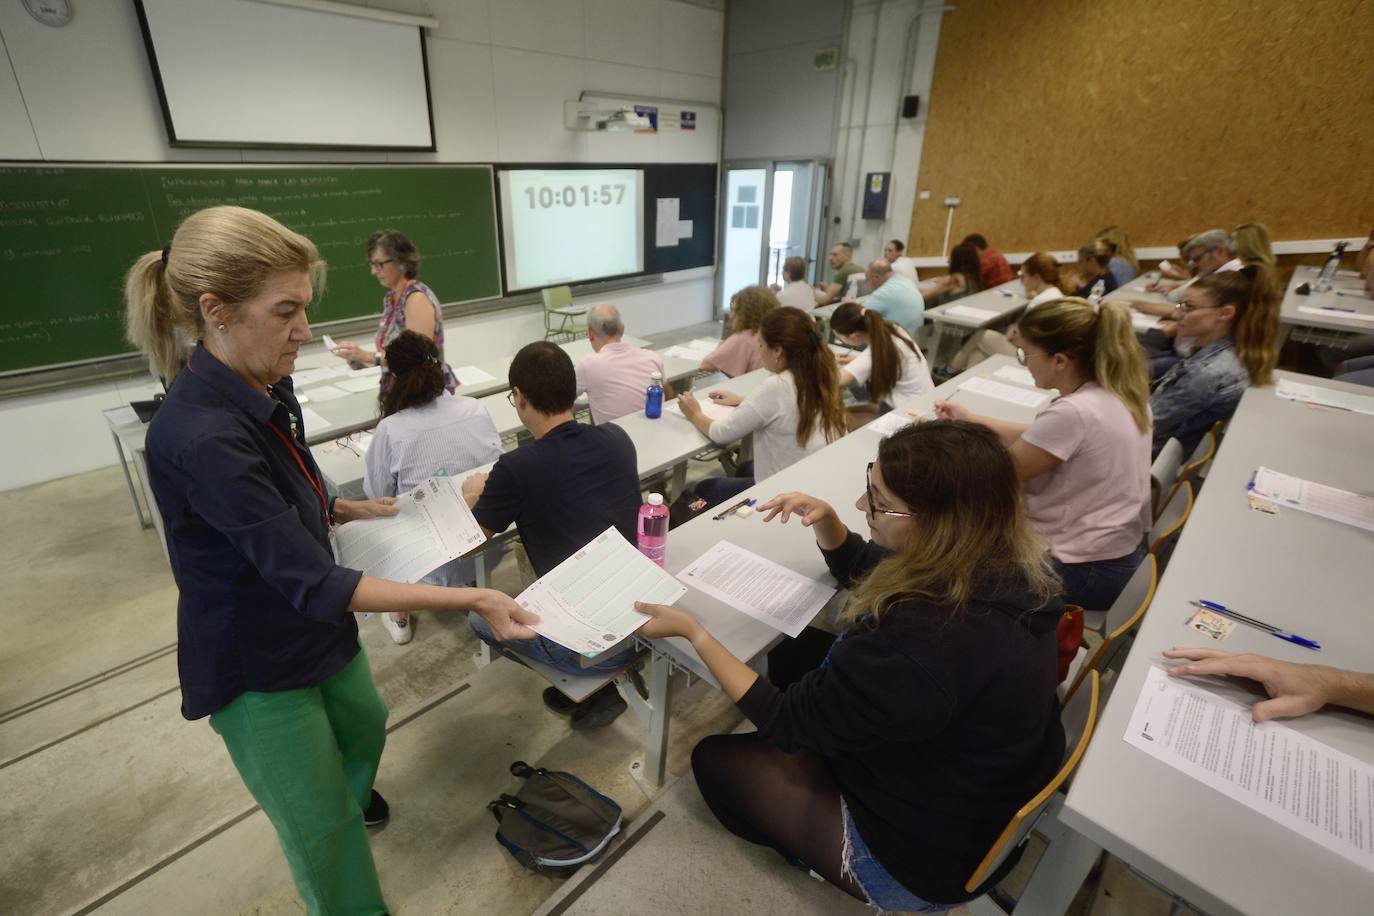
[1,321,1198,915]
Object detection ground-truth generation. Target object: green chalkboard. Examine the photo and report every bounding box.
[0,164,501,375]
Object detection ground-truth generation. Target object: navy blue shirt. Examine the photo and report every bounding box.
[472,420,640,577]
[147,345,363,720]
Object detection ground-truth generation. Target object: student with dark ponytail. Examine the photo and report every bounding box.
[1150,264,1279,455]
[936,298,1152,611]
[830,301,933,413]
[363,330,503,643]
[678,308,846,504]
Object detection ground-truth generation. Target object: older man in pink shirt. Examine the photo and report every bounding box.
[574,303,670,425]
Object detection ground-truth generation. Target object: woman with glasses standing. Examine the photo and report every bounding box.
[332,229,458,395]
[632,422,1065,911]
[935,298,1152,611]
[1149,266,1278,456]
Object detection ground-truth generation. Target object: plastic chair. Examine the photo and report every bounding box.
[1177,420,1223,488]
[542,285,587,342]
[1148,480,1193,568]
[1066,557,1157,701]
[1150,438,1184,521]
[962,672,1100,903]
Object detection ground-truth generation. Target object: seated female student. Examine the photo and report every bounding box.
[677,308,846,505]
[1097,226,1139,286]
[921,243,984,305]
[702,285,778,378]
[1151,266,1278,456]
[936,298,1152,611]
[1233,222,1275,268]
[949,252,1064,371]
[633,421,1065,912]
[829,301,933,424]
[363,331,503,644]
[1070,240,1120,300]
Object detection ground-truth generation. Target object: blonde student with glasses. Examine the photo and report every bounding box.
[935,298,1152,611]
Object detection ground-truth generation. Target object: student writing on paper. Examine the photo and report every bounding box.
[362,330,503,644]
[331,229,458,396]
[920,243,983,308]
[829,302,933,426]
[1163,648,1374,722]
[962,233,1015,288]
[948,252,1065,373]
[677,308,846,506]
[702,285,778,377]
[1065,240,1120,300]
[124,207,538,916]
[463,342,643,730]
[936,298,1152,611]
[573,303,670,424]
[634,422,1065,911]
[1150,265,1279,456]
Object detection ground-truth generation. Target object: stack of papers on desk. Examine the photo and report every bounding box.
[333,477,486,582]
[1249,466,1374,532]
[305,384,350,402]
[677,541,835,638]
[992,364,1037,387]
[517,527,687,657]
[1298,305,1374,323]
[665,400,736,422]
[294,366,350,386]
[942,304,1003,322]
[1275,378,1374,416]
[454,365,496,386]
[663,338,719,360]
[958,376,1051,409]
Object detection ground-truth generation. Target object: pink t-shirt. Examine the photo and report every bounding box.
[1020,382,1151,564]
[705,330,764,378]
[574,341,664,425]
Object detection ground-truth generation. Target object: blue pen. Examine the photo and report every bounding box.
[1319,304,1358,313]
[1196,599,1321,651]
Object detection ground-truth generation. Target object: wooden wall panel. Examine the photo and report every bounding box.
[907,0,1374,255]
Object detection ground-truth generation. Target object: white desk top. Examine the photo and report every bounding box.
[1278,264,1373,333]
[1061,371,1374,916]
[925,278,1028,328]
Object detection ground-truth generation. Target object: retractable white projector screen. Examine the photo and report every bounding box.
[134,0,435,150]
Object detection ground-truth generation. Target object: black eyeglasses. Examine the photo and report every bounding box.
[506,390,517,407]
[865,462,918,519]
[367,258,395,269]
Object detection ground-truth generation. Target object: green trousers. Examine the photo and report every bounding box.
[210,648,390,915]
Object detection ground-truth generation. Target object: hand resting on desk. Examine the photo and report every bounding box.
[1164,647,1374,722]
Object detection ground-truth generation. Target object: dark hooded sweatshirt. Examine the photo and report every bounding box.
[735,532,1065,904]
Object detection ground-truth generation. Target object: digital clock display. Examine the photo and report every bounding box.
[522,184,627,209]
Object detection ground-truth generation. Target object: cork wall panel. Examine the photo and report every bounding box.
[907,0,1374,256]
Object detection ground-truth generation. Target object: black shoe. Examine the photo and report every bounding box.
[543,686,579,716]
[363,789,389,827]
[570,685,627,731]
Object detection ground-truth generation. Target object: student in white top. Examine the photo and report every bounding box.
[883,238,920,284]
[776,256,816,310]
[363,330,503,643]
[677,308,847,506]
[935,298,1152,611]
[573,303,668,425]
[829,301,933,424]
[949,252,1064,372]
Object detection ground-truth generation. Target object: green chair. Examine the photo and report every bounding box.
[542,285,588,342]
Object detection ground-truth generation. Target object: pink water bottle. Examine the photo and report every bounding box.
[637,493,669,566]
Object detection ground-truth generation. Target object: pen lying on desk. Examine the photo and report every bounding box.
[1195,600,1321,650]
[713,497,756,521]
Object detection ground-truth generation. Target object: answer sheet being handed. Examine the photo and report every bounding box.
[1125,665,1374,874]
[333,477,487,583]
[677,540,835,638]
[517,527,687,657]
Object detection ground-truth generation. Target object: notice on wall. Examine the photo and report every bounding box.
[656,197,681,248]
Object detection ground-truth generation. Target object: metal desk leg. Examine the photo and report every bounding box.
[130,447,168,560]
[474,549,493,667]
[639,650,675,789]
[671,460,687,502]
[1009,795,1102,915]
[1275,322,1292,350]
[926,322,948,365]
[110,428,149,529]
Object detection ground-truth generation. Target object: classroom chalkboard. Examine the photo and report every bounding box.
[0,164,500,375]
[644,164,717,276]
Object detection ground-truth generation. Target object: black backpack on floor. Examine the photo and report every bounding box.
[488,761,623,872]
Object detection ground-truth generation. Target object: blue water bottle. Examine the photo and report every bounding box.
[645,371,664,418]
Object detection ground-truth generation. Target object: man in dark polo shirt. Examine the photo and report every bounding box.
[462,341,643,729]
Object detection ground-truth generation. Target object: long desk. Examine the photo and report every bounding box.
[1061,372,1374,916]
[1276,265,1371,347]
[923,278,1028,362]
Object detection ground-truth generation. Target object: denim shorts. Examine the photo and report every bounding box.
[1053,542,1146,611]
[840,798,952,913]
[468,612,640,677]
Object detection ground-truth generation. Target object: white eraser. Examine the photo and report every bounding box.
[735,506,754,518]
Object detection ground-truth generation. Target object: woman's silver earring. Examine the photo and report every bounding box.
[217,324,227,331]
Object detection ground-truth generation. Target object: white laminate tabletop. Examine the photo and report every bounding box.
[1278,264,1373,333]
[925,278,1027,328]
[1061,371,1374,916]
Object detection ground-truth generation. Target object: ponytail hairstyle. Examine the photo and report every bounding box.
[1017,297,1151,434]
[728,285,780,334]
[830,301,920,406]
[379,330,446,418]
[759,307,846,446]
[1096,226,1138,272]
[948,243,984,294]
[1232,223,1276,268]
[1192,264,1280,385]
[124,206,325,381]
[844,421,1058,627]
[1020,252,1061,289]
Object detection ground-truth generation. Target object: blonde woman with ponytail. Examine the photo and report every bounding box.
[935,297,1152,610]
[1150,265,1279,455]
[125,206,537,915]
[829,301,934,412]
[633,422,1065,910]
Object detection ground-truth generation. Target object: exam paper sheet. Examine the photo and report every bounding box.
[333,477,487,583]
[942,304,1003,322]
[517,527,687,656]
[959,375,1051,409]
[337,376,383,393]
[1125,665,1374,874]
[1298,305,1374,323]
[665,400,736,422]
[1275,379,1374,417]
[677,540,835,638]
[1249,466,1374,532]
[862,410,916,437]
[992,365,1037,387]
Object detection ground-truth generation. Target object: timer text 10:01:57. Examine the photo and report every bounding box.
[523,184,627,209]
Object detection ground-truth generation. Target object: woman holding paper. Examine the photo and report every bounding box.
[829,301,933,419]
[634,421,1065,911]
[124,206,537,916]
[363,330,504,644]
[331,229,458,396]
[934,298,1152,611]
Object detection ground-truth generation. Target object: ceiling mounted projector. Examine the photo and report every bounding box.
[564,101,653,132]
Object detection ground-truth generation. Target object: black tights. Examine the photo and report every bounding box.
[691,733,864,901]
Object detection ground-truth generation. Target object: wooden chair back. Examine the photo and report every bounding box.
[1150,438,1184,521]
[1148,481,1193,564]
[1065,557,1157,701]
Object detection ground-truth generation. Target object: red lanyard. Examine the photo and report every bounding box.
[267,422,331,528]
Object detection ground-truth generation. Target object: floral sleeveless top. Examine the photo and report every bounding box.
[374,280,458,394]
